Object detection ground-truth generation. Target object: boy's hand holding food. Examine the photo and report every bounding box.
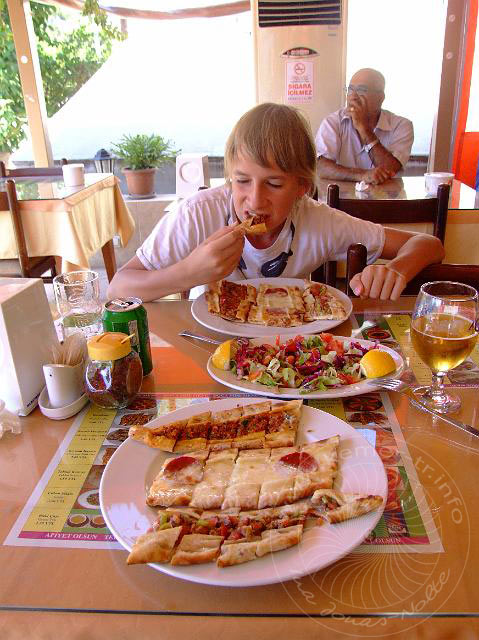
[183,223,245,285]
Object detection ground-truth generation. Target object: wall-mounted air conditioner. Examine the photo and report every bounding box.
[252,0,348,136]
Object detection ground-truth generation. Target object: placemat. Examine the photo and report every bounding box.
[4,391,442,553]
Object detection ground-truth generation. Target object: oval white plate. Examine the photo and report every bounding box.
[191,278,353,338]
[207,335,403,400]
[100,397,387,588]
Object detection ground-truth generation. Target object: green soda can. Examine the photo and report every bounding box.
[102,297,153,375]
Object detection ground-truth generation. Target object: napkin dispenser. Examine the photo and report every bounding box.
[0,278,58,415]
[176,153,210,198]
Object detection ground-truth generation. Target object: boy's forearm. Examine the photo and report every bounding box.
[387,235,445,281]
[107,262,195,302]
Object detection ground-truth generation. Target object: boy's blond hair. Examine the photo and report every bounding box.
[224,103,317,194]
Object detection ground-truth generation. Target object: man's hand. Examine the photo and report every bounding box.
[346,94,370,133]
[183,223,245,284]
[349,265,407,301]
[362,166,395,185]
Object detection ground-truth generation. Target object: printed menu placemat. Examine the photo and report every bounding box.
[4,390,442,553]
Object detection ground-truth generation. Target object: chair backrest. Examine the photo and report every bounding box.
[1,179,31,275]
[344,242,479,296]
[327,182,450,243]
[0,158,68,178]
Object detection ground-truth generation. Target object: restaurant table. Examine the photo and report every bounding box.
[1,298,479,639]
[0,173,135,280]
[317,176,479,265]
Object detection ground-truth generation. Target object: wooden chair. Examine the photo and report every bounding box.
[0,179,57,282]
[0,158,68,178]
[326,182,450,242]
[343,242,479,296]
[311,182,450,287]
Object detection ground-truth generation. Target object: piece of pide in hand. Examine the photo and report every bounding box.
[240,214,268,235]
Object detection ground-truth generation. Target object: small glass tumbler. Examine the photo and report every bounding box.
[53,270,103,341]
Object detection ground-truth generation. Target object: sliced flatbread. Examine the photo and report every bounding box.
[302,282,346,321]
[208,406,242,450]
[311,489,383,523]
[265,399,301,448]
[233,400,271,449]
[126,526,182,565]
[250,284,305,327]
[129,419,186,452]
[130,400,303,454]
[255,524,303,557]
[206,280,256,323]
[174,411,211,453]
[217,539,259,567]
[147,433,340,511]
[170,534,223,565]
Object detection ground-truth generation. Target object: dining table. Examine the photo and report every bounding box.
[0,173,135,281]
[317,176,479,265]
[1,296,479,639]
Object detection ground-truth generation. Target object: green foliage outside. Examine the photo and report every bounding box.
[111,134,180,170]
[0,0,124,152]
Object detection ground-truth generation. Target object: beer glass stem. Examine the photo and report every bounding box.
[415,370,461,414]
[430,371,447,406]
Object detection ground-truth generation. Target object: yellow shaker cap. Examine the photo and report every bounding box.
[87,332,132,361]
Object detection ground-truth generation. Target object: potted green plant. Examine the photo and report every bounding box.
[111,133,179,198]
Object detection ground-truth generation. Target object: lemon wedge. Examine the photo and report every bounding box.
[211,339,237,370]
[359,349,396,378]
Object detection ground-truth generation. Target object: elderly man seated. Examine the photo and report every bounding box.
[315,68,413,185]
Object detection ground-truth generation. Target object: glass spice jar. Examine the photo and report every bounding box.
[84,332,143,409]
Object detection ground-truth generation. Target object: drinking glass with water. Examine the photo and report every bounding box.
[53,270,103,340]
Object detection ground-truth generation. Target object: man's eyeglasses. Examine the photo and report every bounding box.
[344,84,381,96]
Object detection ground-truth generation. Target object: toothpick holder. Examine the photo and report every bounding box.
[42,361,84,409]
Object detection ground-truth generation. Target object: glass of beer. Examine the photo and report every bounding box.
[410,281,478,413]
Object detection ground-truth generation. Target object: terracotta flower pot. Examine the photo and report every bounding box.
[123,167,156,198]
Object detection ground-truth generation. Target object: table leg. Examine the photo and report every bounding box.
[101,239,117,282]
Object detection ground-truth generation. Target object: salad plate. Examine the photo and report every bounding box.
[207,334,404,399]
[100,397,387,587]
[191,278,353,337]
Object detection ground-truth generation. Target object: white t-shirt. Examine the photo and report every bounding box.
[315,108,414,169]
[136,185,385,297]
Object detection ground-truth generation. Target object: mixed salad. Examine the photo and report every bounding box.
[230,334,374,394]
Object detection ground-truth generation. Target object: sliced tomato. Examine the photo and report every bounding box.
[337,372,357,385]
[284,340,297,354]
[320,332,344,355]
[228,530,244,541]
